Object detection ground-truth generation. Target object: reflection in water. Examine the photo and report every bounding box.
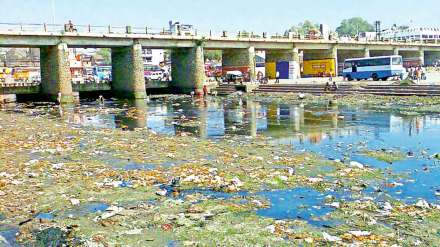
[115,100,148,130]
[60,98,440,150]
[246,100,257,137]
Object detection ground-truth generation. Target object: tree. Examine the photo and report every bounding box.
[285,20,320,36]
[204,50,222,62]
[336,17,374,37]
[95,48,111,65]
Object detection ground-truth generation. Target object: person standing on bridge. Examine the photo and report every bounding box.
[275,71,280,84]
[65,20,77,32]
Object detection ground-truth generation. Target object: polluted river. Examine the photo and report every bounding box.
[1,94,440,246]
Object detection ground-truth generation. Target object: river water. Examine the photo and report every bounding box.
[46,97,440,211]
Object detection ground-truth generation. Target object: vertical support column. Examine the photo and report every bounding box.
[248,47,256,82]
[171,45,205,95]
[292,48,300,79]
[111,42,147,99]
[222,46,256,82]
[40,42,73,103]
[331,46,338,77]
[419,48,425,65]
[393,48,399,56]
[364,48,370,58]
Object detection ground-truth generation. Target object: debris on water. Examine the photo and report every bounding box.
[156,189,168,196]
[348,230,371,237]
[415,199,430,209]
[96,205,124,220]
[322,232,341,242]
[349,161,364,169]
[383,202,393,211]
[52,163,64,170]
[327,202,340,208]
[70,198,80,206]
[307,177,323,183]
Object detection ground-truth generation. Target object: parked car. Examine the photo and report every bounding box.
[224,71,244,84]
[144,65,164,81]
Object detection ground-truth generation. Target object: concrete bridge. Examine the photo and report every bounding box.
[1,23,440,103]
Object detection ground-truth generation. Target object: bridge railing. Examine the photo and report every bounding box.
[0,22,437,45]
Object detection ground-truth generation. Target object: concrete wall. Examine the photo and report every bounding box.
[399,50,425,64]
[111,43,147,99]
[265,49,299,63]
[72,83,111,92]
[40,43,74,103]
[222,47,256,81]
[302,49,335,60]
[0,85,40,95]
[171,45,205,94]
[370,50,394,57]
[424,51,440,65]
[337,49,366,63]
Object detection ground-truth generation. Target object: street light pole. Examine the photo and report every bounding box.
[51,0,56,24]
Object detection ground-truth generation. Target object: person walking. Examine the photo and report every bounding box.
[275,71,280,84]
[421,66,427,80]
[416,67,422,84]
[203,85,209,97]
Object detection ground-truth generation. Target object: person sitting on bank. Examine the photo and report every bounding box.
[324,81,331,92]
[332,80,339,91]
[203,85,209,97]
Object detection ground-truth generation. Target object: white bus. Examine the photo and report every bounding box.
[342,55,406,81]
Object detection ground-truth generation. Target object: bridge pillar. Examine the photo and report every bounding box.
[111,42,147,99]
[364,48,370,58]
[331,46,338,76]
[171,45,206,95]
[222,47,256,82]
[393,48,399,56]
[40,42,74,103]
[265,48,300,79]
[419,48,425,65]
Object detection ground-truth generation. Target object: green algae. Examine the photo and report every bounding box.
[362,150,407,164]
